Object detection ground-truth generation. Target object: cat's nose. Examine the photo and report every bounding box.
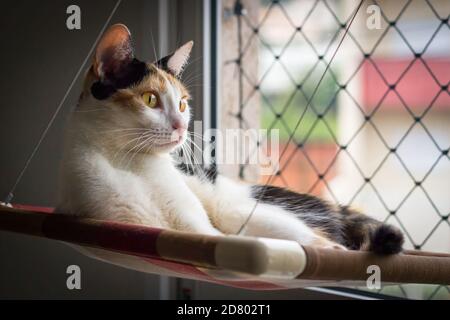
[172,120,187,135]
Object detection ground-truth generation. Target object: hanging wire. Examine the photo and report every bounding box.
[2,0,122,205]
[236,0,365,235]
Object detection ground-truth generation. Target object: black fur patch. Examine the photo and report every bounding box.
[251,185,345,244]
[155,55,171,74]
[91,58,149,100]
[369,224,404,254]
[91,81,116,100]
[176,162,195,176]
[251,185,404,254]
[339,206,404,254]
[202,164,218,183]
[339,205,373,250]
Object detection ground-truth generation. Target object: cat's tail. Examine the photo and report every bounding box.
[339,206,404,254]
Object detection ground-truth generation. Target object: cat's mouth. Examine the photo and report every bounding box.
[157,136,185,148]
[158,140,180,147]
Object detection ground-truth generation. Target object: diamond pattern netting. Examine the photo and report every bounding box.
[227,0,450,299]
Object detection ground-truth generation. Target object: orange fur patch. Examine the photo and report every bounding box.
[164,71,190,99]
[82,63,191,108]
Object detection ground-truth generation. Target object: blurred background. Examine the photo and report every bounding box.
[221,0,450,299]
[0,0,448,299]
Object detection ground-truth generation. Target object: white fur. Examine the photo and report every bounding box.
[58,69,341,249]
[184,175,321,244]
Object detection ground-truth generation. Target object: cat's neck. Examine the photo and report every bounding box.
[104,146,174,173]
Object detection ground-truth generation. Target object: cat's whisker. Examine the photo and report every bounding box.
[185,140,203,160]
[106,131,149,142]
[186,136,205,156]
[187,136,209,168]
[183,66,203,77]
[187,132,207,140]
[184,75,204,87]
[188,132,207,142]
[180,65,203,84]
[123,134,156,170]
[131,135,163,168]
[183,75,203,85]
[102,128,163,133]
[178,144,188,169]
[181,55,203,73]
[101,129,172,142]
[179,143,191,170]
[182,143,196,174]
[120,131,175,169]
[183,138,204,171]
[186,84,213,89]
[120,134,160,169]
[100,128,149,134]
[113,132,151,166]
[185,81,206,89]
[183,71,203,83]
[149,28,160,64]
[174,146,185,166]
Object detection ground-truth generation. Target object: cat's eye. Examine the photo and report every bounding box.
[142,92,158,108]
[179,98,187,113]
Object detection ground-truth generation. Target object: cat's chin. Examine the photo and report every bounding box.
[153,138,185,154]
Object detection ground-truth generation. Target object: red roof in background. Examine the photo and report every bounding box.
[362,57,450,111]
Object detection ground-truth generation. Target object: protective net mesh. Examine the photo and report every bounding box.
[226,0,450,299]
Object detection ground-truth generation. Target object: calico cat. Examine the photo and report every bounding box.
[58,24,404,254]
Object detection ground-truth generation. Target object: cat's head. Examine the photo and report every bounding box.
[81,24,193,154]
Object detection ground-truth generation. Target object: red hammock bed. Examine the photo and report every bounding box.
[1,204,449,290]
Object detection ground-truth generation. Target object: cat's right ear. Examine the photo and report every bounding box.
[93,24,134,80]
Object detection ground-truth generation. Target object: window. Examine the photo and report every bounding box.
[218,0,450,299]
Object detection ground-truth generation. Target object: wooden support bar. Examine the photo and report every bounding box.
[1,205,449,285]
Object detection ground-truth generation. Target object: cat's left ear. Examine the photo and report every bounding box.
[155,41,193,77]
[93,24,134,80]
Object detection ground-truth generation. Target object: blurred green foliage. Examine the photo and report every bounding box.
[261,73,339,143]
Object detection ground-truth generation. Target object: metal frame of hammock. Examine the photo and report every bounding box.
[1,204,449,290]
